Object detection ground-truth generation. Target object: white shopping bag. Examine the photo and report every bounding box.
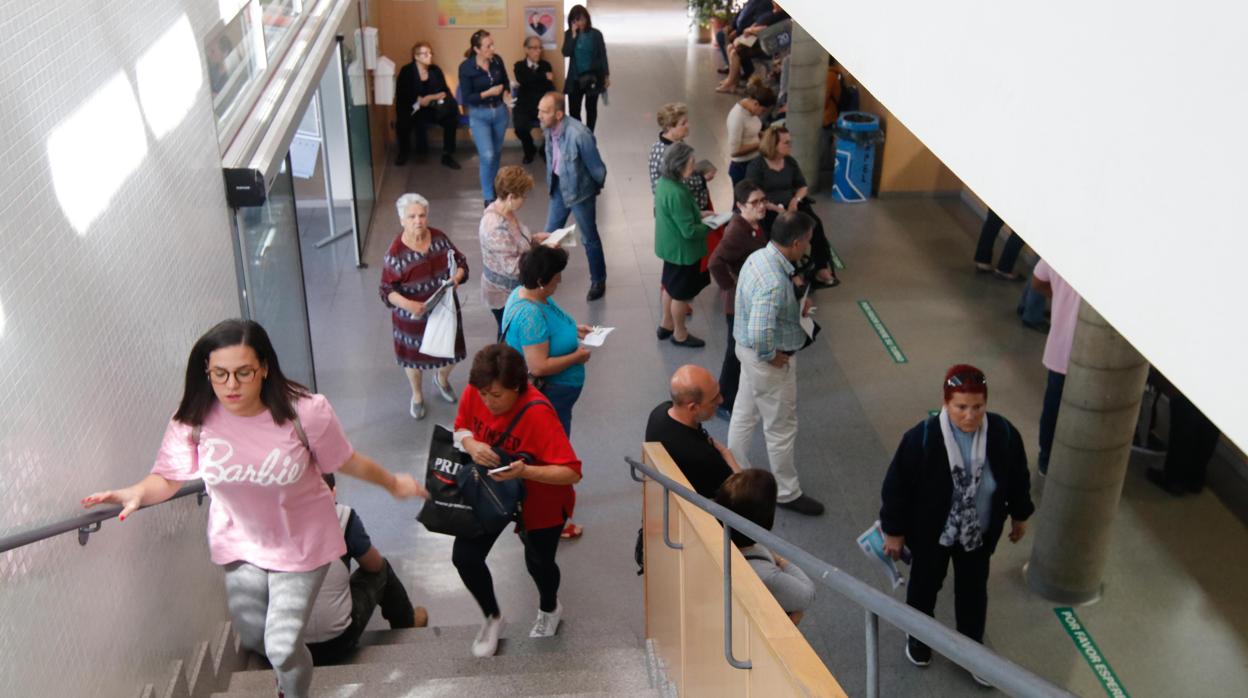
[420,252,460,358]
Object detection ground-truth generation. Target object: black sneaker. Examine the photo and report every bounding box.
[441,154,461,170]
[586,282,606,301]
[776,494,824,516]
[905,635,932,667]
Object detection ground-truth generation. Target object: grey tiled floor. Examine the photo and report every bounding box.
[297,2,1248,696]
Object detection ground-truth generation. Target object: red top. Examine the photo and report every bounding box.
[454,384,581,531]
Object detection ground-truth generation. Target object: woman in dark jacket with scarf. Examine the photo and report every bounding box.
[561,4,609,132]
[879,364,1034,682]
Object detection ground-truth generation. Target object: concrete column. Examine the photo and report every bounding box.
[785,23,829,188]
[1026,302,1150,603]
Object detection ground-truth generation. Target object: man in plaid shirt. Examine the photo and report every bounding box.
[727,212,825,516]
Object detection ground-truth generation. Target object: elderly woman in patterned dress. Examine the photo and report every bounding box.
[380,193,469,419]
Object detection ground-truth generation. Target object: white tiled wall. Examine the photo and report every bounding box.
[0,1,244,695]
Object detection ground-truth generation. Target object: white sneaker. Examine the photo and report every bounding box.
[471,615,503,657]
[529,602,562,638]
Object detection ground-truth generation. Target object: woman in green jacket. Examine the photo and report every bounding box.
[654,142,710,348]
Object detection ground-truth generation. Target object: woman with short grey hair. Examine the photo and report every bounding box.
[653,142,710,347]
[380,193,469,419]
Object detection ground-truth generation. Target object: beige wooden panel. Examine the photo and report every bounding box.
[644,469,687,691]
[642,443,847,697]
[679,523,749,698]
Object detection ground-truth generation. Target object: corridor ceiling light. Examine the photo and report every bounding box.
[46,72,148,236]
[136,15,202,139]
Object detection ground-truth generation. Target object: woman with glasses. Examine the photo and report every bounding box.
[459,30,512,206]
[878,364,1034,685]
[746,124,839,288]
[82,319,425,698]
[394,42,461,169]
[654,142,711,348]
[381,193,469,420]
[708,181,770,420]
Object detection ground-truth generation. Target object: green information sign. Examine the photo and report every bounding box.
[1054,608,1130,698]
[857,300,907,363]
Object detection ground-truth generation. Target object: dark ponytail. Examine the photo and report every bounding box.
[465,29,490,58]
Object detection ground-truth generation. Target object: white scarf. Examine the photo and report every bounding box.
[938,406,988,550]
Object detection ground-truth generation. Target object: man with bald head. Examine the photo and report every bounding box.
[645,365,741,498]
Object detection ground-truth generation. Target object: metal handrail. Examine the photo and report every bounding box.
[626,456,1075,698]
[0,481,207,554]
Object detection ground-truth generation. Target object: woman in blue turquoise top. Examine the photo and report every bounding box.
[502,244,592,539]
[561,4,609,132]
[459,30,512,205]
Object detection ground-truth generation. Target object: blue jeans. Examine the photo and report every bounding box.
[546,179,606,284]
[1038,370,1066,474]
[469,105,508,200]
[1018,282,1048,325]
[539,381,583,435]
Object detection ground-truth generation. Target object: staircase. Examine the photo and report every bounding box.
[210,621,670,697]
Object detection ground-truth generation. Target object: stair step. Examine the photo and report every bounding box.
[226,647,647,693]
[358,619,638,650]
[214,664,654,697]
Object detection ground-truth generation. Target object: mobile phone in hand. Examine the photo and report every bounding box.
[487,464,513,474]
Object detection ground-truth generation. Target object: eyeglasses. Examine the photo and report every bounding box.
[946,372,987,389]
[744,197,767,207]
[207,366,261,385]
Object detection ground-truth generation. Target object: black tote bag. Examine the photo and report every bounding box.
[417,425,485,538]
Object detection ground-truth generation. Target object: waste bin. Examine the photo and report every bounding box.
[832,112,884,203]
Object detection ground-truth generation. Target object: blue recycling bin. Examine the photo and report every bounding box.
[832,112,884,203]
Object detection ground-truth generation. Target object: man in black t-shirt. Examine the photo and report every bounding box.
[645,365,741,498]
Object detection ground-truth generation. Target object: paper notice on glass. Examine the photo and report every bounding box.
[543,224,578,247]
[580,326,614,347]
[702,212,733,228]
[857,520,910,591]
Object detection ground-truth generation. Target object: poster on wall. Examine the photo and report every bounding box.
[437,0,507,27]
[524,7,558,49]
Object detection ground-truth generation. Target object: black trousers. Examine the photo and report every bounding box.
[1163,393,1221,490]
[452,523,563,617]
[513,103,541,158]
[974,208,1024,274]
[396,108,457,158]
[905,542,991,652]
[565,82,599,132]
[719,313,740,410]
[307,558,416,665]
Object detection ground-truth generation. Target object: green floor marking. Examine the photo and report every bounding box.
[1054,608,1130,698]
[857,300,907,363]
[829,245,845,270]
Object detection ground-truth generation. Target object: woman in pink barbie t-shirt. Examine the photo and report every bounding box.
[82,319,426,698]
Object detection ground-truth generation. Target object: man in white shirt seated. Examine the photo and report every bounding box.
[304,474,428,664]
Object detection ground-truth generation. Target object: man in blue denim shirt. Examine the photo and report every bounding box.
[538,92,609,301]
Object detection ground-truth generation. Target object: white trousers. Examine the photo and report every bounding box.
[727,344,802,501]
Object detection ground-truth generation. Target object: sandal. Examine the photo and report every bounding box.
[560,523,583,540]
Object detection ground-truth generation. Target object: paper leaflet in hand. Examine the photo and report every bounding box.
[543,224,578,247]
[702,212,733,228]
[580,326,614,347]
[857,520,910,591]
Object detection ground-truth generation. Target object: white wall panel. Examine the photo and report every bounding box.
[784,0,1248,450]
[0,0,239,695]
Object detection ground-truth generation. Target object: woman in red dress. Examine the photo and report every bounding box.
[380,193,469,419]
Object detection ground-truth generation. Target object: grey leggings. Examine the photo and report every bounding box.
[223,561,328,698]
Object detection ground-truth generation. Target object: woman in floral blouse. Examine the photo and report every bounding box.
[478,166,552,337]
